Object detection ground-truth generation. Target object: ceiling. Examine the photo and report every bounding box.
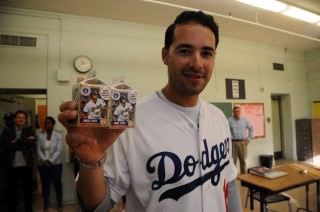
[1,0,320,52]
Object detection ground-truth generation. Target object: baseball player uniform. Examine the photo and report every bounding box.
[102,91,237,212]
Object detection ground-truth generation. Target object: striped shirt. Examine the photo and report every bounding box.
[228,116,254,141]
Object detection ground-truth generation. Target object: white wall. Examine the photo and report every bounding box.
[1,7,319,202]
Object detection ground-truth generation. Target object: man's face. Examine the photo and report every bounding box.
[162,23,216,97]
[45,119,54,130]
[15,113,27,128]
[233,108,241,119]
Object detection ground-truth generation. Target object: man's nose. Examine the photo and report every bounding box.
[189,53,202,70]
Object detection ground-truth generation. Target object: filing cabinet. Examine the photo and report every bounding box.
[295,119,320,162]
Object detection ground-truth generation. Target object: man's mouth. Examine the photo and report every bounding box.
[183,71,204,79]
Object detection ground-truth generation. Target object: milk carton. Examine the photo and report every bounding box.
[72,76,111,127]
[109,82,136,129]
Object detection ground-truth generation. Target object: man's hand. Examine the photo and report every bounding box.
[44,160,52,167]
[58,100,124,164]
[245,138,249,145]
[27,136,36,140]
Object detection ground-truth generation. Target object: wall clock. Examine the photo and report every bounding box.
[73,55,92,73]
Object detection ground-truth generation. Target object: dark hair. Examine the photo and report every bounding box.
[3,112,14,119]
[15,110,27,118]
[45,116,56,126]
[233,106,241,111]
[164,10,219,49]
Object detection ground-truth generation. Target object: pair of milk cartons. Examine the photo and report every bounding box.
[72,74,136,129]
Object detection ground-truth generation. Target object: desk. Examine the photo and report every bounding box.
[237,163,320,212]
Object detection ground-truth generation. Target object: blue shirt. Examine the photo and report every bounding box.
[228,116,254,141]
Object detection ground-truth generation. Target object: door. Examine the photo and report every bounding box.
[272,96,283,159]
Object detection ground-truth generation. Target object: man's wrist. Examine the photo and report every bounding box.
[77,153,106,169]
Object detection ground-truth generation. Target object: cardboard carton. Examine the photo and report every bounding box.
[110,82,136,129]
[72,77,111,127]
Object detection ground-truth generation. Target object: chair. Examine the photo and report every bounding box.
[245,190,292,212]
[296,208,312,212]
[245,167,292,212]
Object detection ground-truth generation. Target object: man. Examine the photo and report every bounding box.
[2,110,36,212]
[82,90,106,119]
[228,106,254,174]
[59,11,242,211]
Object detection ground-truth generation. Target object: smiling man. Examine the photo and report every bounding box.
[59,10,242,212]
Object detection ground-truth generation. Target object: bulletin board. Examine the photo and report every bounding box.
[236,103,265,139]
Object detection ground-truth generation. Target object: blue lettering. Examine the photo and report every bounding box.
[146,137,231,201]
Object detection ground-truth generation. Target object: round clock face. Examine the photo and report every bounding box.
[73,55,92,73]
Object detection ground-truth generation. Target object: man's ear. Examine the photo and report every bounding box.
[162,47,169,65]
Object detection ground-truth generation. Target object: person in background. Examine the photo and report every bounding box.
[1,112,15,130]
[37,116,63,212]
[2,110,36,212]
[0,112,15,167]
[0,112,15,210]
[58,10,242,212]
[228,105,254,174]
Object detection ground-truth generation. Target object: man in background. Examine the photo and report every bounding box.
[228,105,254,174]
[2,110,36,212]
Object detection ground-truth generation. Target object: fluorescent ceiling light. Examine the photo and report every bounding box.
[282,6,320,24]
[236,0,287,12]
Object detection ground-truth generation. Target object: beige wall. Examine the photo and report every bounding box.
[305,48,320,104]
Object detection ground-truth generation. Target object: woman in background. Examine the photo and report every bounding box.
[37,116,63,212]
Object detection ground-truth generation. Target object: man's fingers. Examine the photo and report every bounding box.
[66,132,96,149]
[59,101,77,112]
[65,133,102,161]
[58,110,78,127]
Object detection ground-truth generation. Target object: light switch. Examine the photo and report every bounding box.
[57,69,70,82]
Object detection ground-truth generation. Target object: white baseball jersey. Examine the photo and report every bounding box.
[104,92,237,212]
[83,98,105,119]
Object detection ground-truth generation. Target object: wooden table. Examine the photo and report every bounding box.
[237,163,320,212]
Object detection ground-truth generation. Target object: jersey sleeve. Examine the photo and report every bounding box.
[104,133,131,203]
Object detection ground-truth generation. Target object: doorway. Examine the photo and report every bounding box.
[271,96,283,160]
[0,88,47,209]
[0,88,47,128]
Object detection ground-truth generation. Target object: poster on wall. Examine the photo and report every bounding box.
[236,103,265,139]
[226,78,245,99]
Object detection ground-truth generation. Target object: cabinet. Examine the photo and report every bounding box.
[295,119,320,162]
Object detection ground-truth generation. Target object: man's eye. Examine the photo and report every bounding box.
[177,49,191,55]
[202,51,214,58]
